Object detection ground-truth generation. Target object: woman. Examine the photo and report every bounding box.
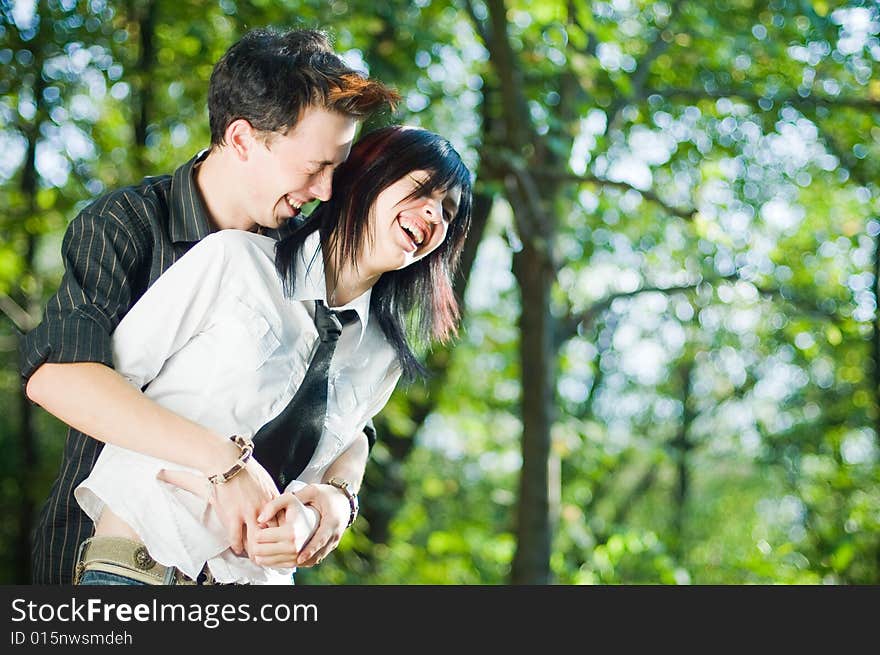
[73,125,472,585]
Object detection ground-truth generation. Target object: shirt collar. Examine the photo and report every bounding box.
[291,230,371,346]
[168,150,213,244]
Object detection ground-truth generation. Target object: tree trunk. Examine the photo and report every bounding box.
[872,223,880,445]
[872,220,880,577]
[13,18,46,583]
[671,358,695,561]
[16,367,37,584]
[131,0,157,173]
[510,241,555,584]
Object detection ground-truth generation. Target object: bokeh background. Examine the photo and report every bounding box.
[1,0,879,584]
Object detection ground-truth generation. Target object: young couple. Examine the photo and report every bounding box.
[22,27,472,585]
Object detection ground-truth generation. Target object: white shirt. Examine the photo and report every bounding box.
[75,230,401,584]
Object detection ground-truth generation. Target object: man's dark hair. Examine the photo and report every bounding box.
[275,126,473,381]
[208,27,398,146]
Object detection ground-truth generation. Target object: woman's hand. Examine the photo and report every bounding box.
[251,492,321,568]
[287,483,351,567]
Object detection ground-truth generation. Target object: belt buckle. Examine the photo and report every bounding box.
[133,545,156,571]
[73,538,91,585]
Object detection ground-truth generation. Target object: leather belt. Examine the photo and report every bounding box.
[74,536,217,585]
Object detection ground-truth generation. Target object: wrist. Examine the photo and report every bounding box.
[206,435,254,484]
[200,435,245,475]
[327,477,359,528]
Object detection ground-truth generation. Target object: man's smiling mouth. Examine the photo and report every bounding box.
[284,194,303,216]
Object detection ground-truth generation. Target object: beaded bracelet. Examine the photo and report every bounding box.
[207,435,254,485]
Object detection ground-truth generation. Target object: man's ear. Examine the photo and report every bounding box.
[225,119,259,161]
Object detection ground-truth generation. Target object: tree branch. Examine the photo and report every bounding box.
[751,281,845,326]
[581,446,636,514]
[811,124,871,188]
[533,169,697,221]
[558,272,845,347]
[461,0,491,48]
[483,0,534,145]
[653,85,880,112]
[566,0,599,58]
[558,279,717,344]
[573,311,618,420]
[453,191,494,304]
[502,174,539,247]
[0,292,34,334]
[654,81,876,189]
[605,0,685,129]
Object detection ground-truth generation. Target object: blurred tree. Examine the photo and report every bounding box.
[0,0,125,583]
[457,0,879,583]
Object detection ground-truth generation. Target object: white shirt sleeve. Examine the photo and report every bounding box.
[111,232,237,389]
[356,362,402,439]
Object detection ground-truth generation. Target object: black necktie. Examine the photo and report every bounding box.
[252,299,357,488]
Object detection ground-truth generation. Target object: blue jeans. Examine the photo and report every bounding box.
[78,567,294,585]
[78,569,148,585]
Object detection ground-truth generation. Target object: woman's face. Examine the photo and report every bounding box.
[362,169,462,275]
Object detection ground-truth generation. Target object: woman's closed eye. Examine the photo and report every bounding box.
[442,198,460,223]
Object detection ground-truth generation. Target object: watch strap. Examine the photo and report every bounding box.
[328,477,359,528]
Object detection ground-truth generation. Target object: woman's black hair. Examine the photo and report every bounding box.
[275,125,473,380]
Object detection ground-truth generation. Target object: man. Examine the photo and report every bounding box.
[21,27,398,584]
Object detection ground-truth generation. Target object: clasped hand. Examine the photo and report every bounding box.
[160,459,350,568]
[252,481,352,568]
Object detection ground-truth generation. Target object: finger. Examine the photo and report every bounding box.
[257,508,282,530]
[297,527,336,566]
[299,540,337,568]
[255,553,298,568]
[245,515,261,560]
[227,519,244,556]
[258,515,280,530]
[254,525,294,544]
[297,525,329,564]
[291,484,319,504]
[252,539,296,557]
[257,493,295,523]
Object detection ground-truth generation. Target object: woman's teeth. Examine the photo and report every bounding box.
[399,218,425,245]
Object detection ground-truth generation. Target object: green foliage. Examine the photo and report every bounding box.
[1,0,878,584]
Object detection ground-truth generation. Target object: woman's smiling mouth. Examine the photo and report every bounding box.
[398,215,429,248]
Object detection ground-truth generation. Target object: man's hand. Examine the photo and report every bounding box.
[209,456,280,557]
[252,493,322,568]
[289,483,351,567]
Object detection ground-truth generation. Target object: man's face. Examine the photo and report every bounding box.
[247,106,357,230]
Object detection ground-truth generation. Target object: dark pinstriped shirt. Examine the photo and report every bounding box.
[23,151,220,584]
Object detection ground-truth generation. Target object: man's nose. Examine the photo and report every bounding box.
[310,170,332,202]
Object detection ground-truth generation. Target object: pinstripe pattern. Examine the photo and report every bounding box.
[22,151,214,584]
